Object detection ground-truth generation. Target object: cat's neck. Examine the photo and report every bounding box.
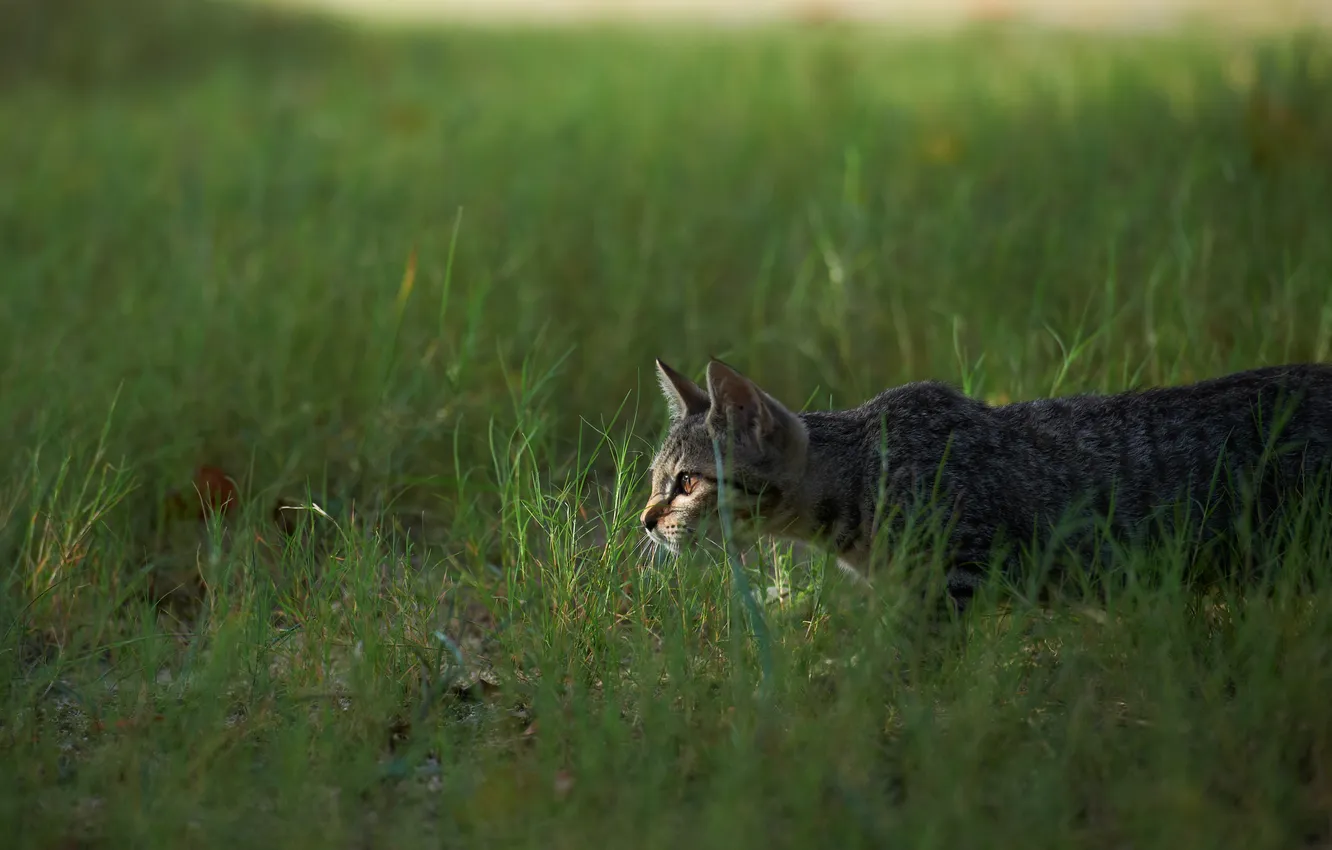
[774,417,869,554]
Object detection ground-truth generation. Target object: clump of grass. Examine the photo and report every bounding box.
[2,3,1332,847]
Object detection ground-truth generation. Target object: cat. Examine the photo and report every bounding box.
[641,358,1332,612]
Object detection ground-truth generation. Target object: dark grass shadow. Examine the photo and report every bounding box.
[0,0,362,94]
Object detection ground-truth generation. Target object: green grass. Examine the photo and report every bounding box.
[4,2,1332,847]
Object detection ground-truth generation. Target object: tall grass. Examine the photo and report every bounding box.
[2,3,1332,847]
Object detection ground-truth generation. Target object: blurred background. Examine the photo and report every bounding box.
[2,0,1331,524]
[276,0,1332,28]
[5,6,1332,846]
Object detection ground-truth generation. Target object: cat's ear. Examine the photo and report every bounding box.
[655,359,710,420]
[704,359,806,455]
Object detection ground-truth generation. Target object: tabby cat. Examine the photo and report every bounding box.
[641,358,1332,610]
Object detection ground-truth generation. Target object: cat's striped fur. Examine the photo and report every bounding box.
[641,358,1332,611]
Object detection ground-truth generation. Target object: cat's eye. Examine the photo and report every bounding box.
[677,472,697,496]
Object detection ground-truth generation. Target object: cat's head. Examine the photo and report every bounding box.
[641,358,809,552]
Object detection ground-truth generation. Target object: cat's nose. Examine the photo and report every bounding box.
[642,503,664,532]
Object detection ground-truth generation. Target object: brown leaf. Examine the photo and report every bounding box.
[166,465,239,521]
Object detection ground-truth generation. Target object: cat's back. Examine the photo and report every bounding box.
[999,363,1332,436]
[992,363,1332,518]
[853,379,988,425]
[825,364,1332,481]
[840,379,1003,469]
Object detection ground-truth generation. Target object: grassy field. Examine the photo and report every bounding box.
[4,1,1332,847]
